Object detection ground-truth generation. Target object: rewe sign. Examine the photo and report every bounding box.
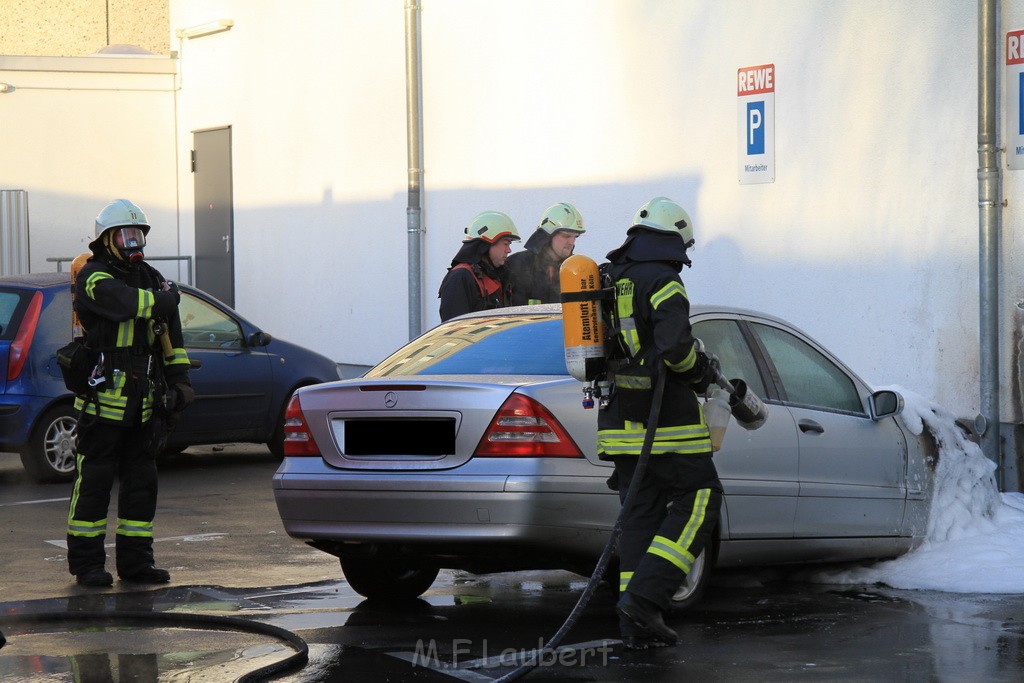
[737,63,775,184]
[1007,31,1024,169]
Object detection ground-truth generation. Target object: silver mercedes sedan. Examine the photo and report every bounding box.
[272,304,935,609]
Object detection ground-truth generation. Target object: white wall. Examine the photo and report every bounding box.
[0,55,178,273]
[167,0,996,421]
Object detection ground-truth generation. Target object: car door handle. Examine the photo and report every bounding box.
[798,419,824,434]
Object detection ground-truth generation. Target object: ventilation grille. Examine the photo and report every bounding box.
[0,190,29,276]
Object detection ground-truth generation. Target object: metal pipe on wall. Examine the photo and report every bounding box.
[405,0,425,339]
[978,0,1002,476]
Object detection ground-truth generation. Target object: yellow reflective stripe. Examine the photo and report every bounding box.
[68,517,107,537]
[650,281,687,310]
[116,319,134,347]
[653,424,710,439]
[619,571,634,592]
[665,344,697,373]
[97,386,129,406]
[117,518,154,538]
[677,488,712,552]
[84,271,113,299]
[138,288,155,318]
[599,424,710,439]
[616,375,652,389]
[598,423,713,456]
[76,403,125,420]
[75,372,130,419]
[648,535,695,572]
[76,402,125,420]
[646,488,713,572]
[68,452,86,527]
[166,348,190,365]
[616,279,641,355]
[598,439,713,456]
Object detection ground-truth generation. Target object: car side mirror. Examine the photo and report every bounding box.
[869,389,903,420]
[248,331,272,347]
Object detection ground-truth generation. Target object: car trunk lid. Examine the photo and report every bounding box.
[296,377,525,471]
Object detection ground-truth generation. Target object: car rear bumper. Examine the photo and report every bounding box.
[272,457,619,564]
[0,395,49,449]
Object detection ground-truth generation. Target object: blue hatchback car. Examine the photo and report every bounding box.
[0,272,342,483]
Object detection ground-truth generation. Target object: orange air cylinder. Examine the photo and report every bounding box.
[70,252,91,339]
[559,253,605,382]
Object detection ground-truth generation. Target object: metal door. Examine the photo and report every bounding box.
[192,127,234,306]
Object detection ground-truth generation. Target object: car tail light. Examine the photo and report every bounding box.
[8,291,43,381]
[474,393,583,458]
[283,394,321,456]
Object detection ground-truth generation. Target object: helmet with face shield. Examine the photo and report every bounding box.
[94,199,150,263]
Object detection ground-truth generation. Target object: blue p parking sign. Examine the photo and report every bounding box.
[747,101,765,155]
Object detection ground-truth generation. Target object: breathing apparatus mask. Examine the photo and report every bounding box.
[109,226,147,263]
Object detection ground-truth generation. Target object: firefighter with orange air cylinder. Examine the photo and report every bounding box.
[65,199,193,588]
[596,197,721,650]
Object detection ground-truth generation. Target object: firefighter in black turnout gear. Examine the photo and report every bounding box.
[600,197,721,649]
[438,211,520,322]
[506,202,585,305]
[66,199,193,587]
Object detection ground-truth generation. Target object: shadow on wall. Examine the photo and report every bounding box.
[229,174,953,415]
[21,179,959,418]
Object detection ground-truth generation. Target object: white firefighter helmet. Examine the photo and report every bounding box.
[631,197,693,244]
[537,202,585,235]
[463,211,521,243]
[95,199,150,238]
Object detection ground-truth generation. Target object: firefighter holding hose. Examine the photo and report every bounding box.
[598,197,721,649]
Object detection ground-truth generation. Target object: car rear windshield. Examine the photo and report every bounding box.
[0,290,29,340]
[367,314,567,376]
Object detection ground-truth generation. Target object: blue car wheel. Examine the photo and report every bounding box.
[20,403,78,484]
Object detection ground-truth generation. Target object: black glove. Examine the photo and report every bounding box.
[153,290,180,318]
[684,351,718,395]
[170,383,195,412]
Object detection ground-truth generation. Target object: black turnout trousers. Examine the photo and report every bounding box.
[66,419,158,577]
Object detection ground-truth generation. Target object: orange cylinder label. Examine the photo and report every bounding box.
[560,254,604,382]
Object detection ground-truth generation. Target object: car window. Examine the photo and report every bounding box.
[0,291,26,340]
[750,322,864,414]
[368,315,567,376]
[179,291,244,349]
[691,318,766,398]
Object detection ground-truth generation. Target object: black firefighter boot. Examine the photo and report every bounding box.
[616,591,678,647]
[120,566,171,584]
[76,569,114,587]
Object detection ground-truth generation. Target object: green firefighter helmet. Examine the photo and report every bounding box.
[631,196,693,244]
[95,199,150,238]
[464,211,521,243]
[537,202,585,235]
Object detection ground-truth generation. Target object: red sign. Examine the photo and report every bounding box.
[1009,30,1024,65]
[738,64,775,96]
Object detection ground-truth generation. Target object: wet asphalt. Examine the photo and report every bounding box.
[2,446,1023,682]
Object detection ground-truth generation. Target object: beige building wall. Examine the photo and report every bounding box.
[0,0,169,56]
